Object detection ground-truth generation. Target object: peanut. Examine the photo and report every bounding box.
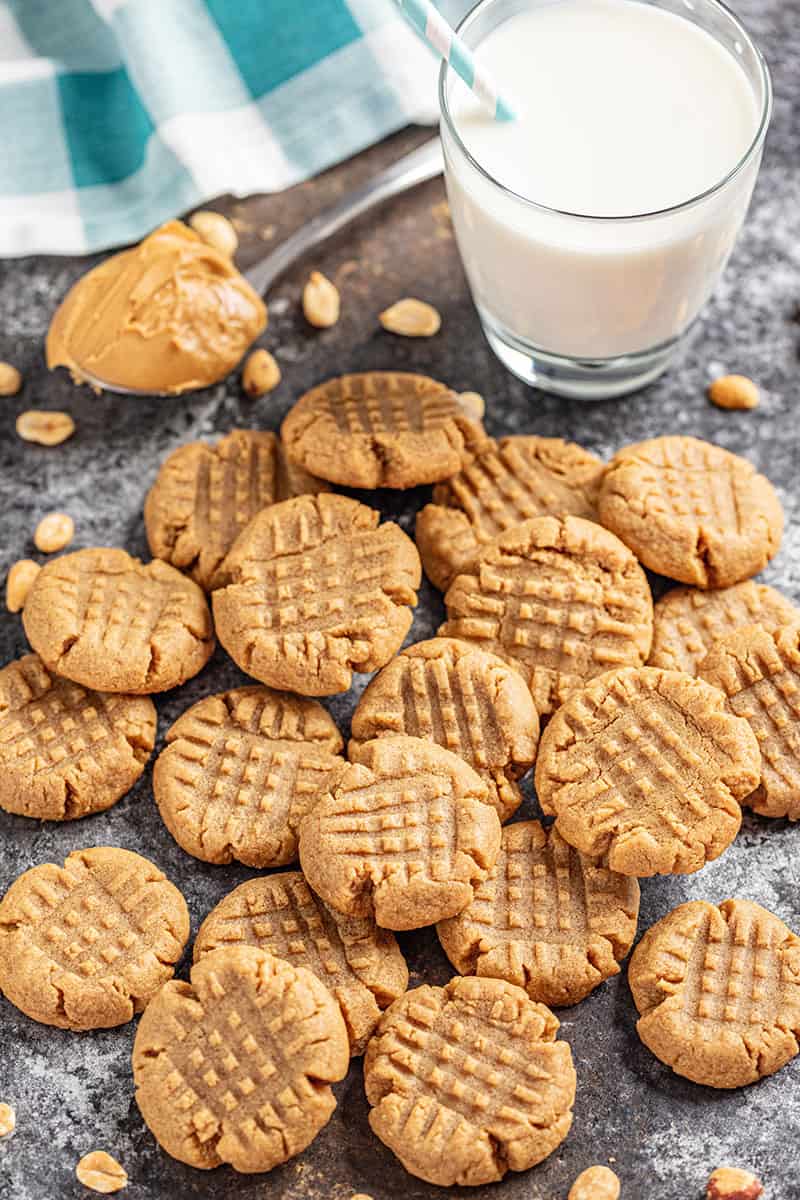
[6,560,40,613]
[76,1151,128,1194]
[303,271,340,328]
[458,391,485,420]
[568,1165,621,1200]
[188,210,238,258]
[379,298,441,337]
[708,374,760,410]
[16,410,75,446]
[0,362,22,396]
[707,1166,764,1199]
[431,199,453,238]
[34,512,74,554]
[0,1103,15,1137]
[243,349,281,396]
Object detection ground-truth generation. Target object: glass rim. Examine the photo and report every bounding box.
[438,0,773,223]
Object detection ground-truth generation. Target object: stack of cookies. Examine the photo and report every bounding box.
[2,369,800,1189]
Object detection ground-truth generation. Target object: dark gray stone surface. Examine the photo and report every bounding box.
[1,2,799,1195]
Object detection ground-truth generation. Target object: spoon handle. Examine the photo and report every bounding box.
[243,137,443,297]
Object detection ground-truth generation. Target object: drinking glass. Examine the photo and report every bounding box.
[438,0,772,399]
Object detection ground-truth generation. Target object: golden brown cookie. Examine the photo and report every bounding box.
[0,847,189,1030]
[298,736,501,930]
[598,436,783,588]
[0,653,156,820]
[437,820,640,1007]
[22,548,214,694]
[416,435,604,591]
[212,494,421,696]
[363,975,576,1186]
[153,686,344,867]
[440,515,653,717]
[132,945,349,1172]
[629,899,800,1088]
[349,637,539,822]
[535,666,761,876]
[699,624,800,820]
[194,872,408,1054]
[144,429,328,591]
[648,581,799,676]
[280,371,485,489]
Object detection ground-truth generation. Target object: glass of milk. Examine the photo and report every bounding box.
[439,0,772,399]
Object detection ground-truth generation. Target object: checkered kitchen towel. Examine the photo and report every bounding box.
[1,0,469,257]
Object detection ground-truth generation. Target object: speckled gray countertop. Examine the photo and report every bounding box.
[1,2,799,1196]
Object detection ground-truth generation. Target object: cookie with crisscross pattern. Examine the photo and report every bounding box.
[281,371,486,489]
[363,975,576,1186]
[700,623,800,819]
[132,945,349,1171]
[416,435,604,591]
[440,514,653,716]
[194,872,408,1054]
[629,899,800,1088]
[535,666,761,876]
[298,736,501,930]
[154,686,345,867]
[649,581,799,675]
[144,429,328,591]
[0,653,156,820]
[598,436,783,588]
[0,847,189,1030]
[23,547,214,694]
[349,638,539,822]
[437,820,640,1007]
[213,494,421,696]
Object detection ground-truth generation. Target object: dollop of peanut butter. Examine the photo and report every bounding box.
[46,221,267,395]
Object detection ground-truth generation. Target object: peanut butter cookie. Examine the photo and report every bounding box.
[700,624,800,819]
[194,872,408,1054]
[363,975,576,1186]
[213,494,421,696]
[0,653,156,820]
[440,515,653,716]
[23,548,214,694]
[437,820,640,1007]
[629,899,800,1088]
[349,637,539,822]
[154,686,345,867]
[649,581,799,675]
[299,736,501,930]
[133,945,349,1171]
[0,847,189,1030]
[535,666,761,876]
[144,429,327,591]
[598,436,783,588]
[416,435,604,591]
[280,371,485,489]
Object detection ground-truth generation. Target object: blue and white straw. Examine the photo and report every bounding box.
[395,0,516,121]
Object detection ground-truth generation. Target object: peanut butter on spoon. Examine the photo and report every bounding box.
[46,221,267,395]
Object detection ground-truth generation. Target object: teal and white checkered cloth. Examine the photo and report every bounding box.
[1,0,468,257]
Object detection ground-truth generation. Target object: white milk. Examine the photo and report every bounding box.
[442,0,765,364]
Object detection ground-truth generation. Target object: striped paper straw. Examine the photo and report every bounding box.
[395,0,516,121]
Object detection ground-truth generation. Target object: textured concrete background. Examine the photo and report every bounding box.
[1,2,799,1195]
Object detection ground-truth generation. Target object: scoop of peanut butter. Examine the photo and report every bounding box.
[46,220,267,395]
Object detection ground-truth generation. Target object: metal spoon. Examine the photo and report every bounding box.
[77,137,444,396]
